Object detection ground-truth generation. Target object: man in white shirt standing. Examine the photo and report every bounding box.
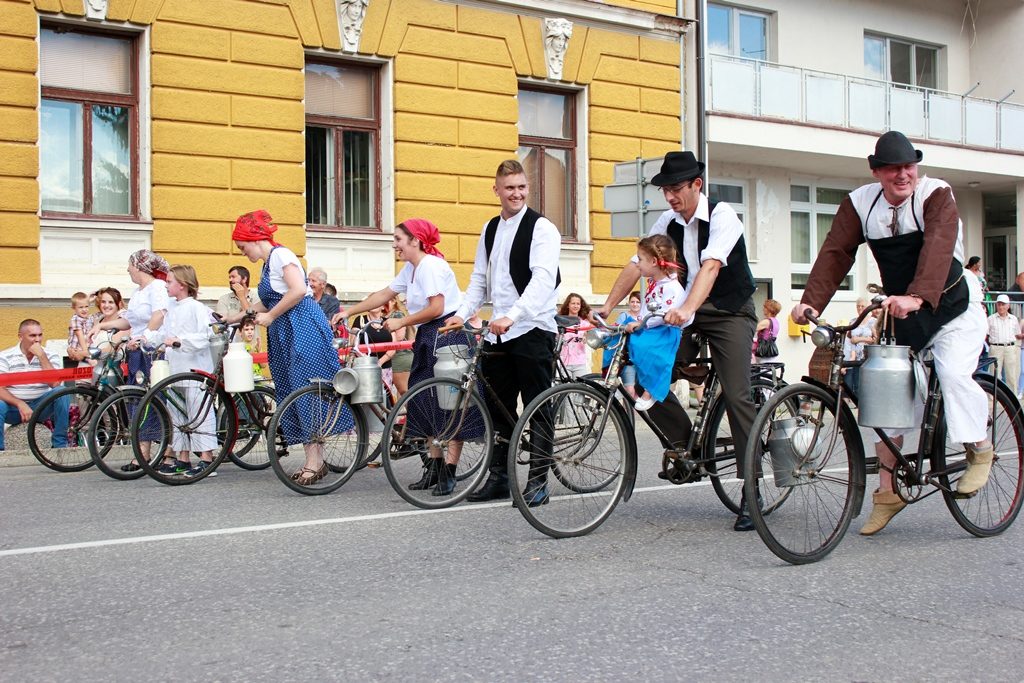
[0,320,70,450]
[987,293,1021,394]
[444,159,561,505]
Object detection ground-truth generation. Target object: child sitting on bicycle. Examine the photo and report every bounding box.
[144,264,219,479]
[627,235,691,411]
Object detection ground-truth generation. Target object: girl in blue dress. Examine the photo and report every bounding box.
[628,234,691,411]
[230,210,350,487]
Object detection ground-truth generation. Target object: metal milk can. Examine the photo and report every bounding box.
[348,355,383,405]
[857,343,915,428]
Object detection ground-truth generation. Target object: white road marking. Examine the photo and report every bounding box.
[0,481,711,558]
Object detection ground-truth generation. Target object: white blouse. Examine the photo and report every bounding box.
[389,255,463,320]
[267,247,313,297]
[144,297,216,374]
[122,280,170,336]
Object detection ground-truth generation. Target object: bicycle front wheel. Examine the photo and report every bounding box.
[227,385,277,470]
[706,379,791,515]
[743,382,865,564]
[89,387,157,480]
[267,382,368,495]
[381,378,492,509]
[509,383,636,538]
[133,372,236,485]
[26,385,100,472]
[932,375,1024,536]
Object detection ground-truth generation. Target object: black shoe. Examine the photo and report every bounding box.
[467,473,509,502]
[518,480,549,508]
[432,463,458,496]
[120,462,141,473]
[733,490,763,532]
[408,458,440,490]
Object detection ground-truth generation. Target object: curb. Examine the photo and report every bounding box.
[0,452,44,468]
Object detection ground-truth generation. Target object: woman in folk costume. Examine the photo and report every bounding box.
[627,234,692,411]
[90,249,170,471]
[230,210,351,488]
[332,218,479,497]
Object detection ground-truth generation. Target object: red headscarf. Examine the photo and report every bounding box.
[400,218,444,259]
[128,249,170,281]
[233,210,281,246]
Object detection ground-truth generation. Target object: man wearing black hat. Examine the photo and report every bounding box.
[595,150,761,532]
[792,130,991,536]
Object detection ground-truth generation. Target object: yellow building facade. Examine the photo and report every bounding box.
[0,0,687,347]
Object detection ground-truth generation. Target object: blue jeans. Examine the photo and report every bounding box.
[0,388,71,450]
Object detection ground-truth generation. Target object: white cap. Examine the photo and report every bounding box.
[997,294,1011,304]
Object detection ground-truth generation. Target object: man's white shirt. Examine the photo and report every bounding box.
[456,205,560,343]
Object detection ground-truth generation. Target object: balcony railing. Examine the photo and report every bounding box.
[708,54,1024,152]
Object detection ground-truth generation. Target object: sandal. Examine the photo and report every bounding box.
[294,463,329,486]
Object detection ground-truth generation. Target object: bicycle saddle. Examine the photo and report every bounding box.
[555,315,581,329]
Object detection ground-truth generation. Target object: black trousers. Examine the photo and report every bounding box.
[480,328,556,478]
[643,301,757,469]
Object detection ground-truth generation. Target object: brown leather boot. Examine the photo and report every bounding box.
[859,489,907,536]
[957,445,994,497]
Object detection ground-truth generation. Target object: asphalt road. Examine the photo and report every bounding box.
[1,428,1022,682]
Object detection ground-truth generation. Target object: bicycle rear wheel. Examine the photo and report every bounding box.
[26,385,99,472]
[89,387,158,480]
[133,372,236,485]
[227,385,277,470]
[267,382,367,495]
[509,383,636,538]
[743,383,865,564]
[706,379,791,514]
[381,378,492,509]
[932,375,1024,536]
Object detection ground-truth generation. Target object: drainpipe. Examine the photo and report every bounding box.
[695,0,708,168]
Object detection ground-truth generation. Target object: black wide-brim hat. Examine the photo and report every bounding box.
[868,131,923,169]
[651,150,705,186]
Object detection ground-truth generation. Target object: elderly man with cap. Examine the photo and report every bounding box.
[987,293,1022,393]
[595,150,761,532]
[792,130,991,535]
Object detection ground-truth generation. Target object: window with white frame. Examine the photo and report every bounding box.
[790,183,853,291]
[517,86,578,240]
[864,34,938,89]
[708,3,770,60]
[40,26,139,218]
[305,61,380,231]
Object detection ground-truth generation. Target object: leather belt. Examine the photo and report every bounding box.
[990,342,1017,346]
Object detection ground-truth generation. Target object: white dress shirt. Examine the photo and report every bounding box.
[639,195,744,290]
[987,312,1020,345]
[456,205,561,343]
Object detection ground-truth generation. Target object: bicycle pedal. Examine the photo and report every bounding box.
[952,489,977,500]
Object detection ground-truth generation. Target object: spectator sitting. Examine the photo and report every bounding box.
[308,267,341,320]
[215,265,259,319]
[65,291,96,369]
[0,320,71,451]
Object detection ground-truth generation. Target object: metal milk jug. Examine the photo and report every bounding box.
[223,342,255,393]
[433,345,470,410]
[857,343,915,428]
[349,355,383,405]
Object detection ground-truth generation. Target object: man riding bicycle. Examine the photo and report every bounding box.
[791,130,991,535]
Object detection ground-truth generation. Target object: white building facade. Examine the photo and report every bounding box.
[688,0,1024,371]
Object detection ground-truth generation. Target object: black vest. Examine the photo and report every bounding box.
[484,207,561,295]
[664,201,756,314]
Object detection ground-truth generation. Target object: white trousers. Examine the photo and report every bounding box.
[873,303,988,445]
[988,343,1020,394]
[169,379,219,452]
